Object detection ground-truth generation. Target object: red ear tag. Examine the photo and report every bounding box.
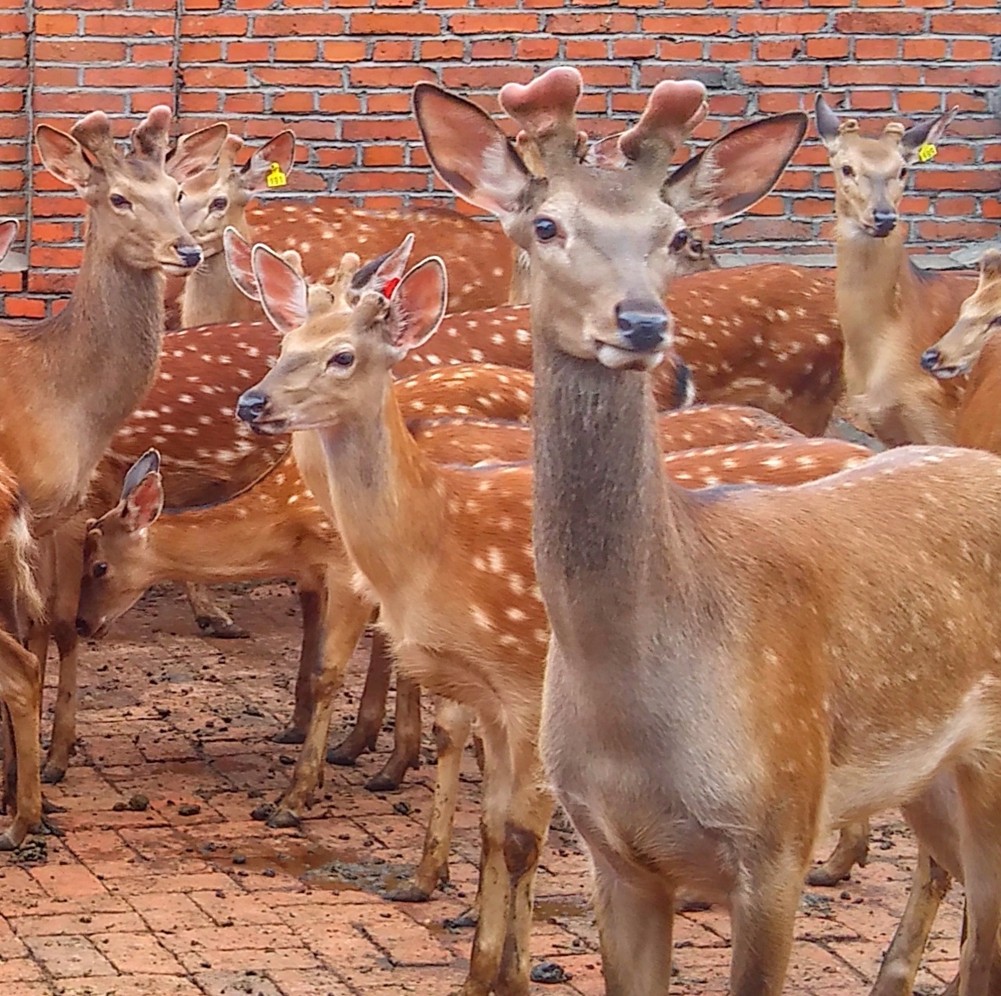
[381,277,401,298]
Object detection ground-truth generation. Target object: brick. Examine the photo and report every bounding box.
[834,9,925,31]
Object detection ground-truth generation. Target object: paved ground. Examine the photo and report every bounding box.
[1,581,964,995]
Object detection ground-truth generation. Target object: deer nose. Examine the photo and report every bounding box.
[236,389,268,424]
[616,300,669,352]
[920,348,941,372]
[175,243,203,269]
[75,617,92,637]
[871,210,897,237]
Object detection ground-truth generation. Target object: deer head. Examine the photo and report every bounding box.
[921,250,1001,379]
[0,218,17,264]
[413,68,805,371]
[77,449,164,639]
[814,95,956,240]
[177,130,296,259]
[235,236,447,435]
[35,107,228,274]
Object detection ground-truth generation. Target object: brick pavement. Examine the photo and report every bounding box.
[0,581,964,995]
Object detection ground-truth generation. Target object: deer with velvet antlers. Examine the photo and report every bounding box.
[417,67,1001,996]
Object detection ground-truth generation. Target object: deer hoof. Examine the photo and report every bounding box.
[41,763,67,785]
[271,728,306,745]
[386,883,433,903]
[196,617,250,640]
[266,808,302,830]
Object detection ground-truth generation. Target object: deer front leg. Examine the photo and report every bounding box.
[267,582,372,829]
[807,818,870,886]
[327,619,391,766]
[391,698,473,902]
[0,634,45,849]
[591,852,676,996]
[273,586,325,745]
[184,582,249,639]
[365,670,422,792]
[729,850,808,996]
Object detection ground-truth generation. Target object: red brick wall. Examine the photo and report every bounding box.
[3,0,1000,317]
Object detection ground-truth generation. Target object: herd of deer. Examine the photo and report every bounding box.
[1,66,1000,995]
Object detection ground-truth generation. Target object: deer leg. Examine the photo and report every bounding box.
[41,616,81,785]
[365,670,422,792]
[273,586,324,745]
[807,818,870,886]
[391,698,473,902]
[495,744,555,995]
[327,620,390,766]
[267,583,372,829]
[0,632,44,850]
[590,852,675,996]
[728,850,808,996]
[868,845,952,996]
[185,583,249,639]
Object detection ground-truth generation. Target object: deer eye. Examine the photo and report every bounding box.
[840,164,856,179]
[898,167,908,180]
[327,350,355,370]
[92,562,108,579]
[110,193,132,210]
[210,197,228,213]
[669,230,690,252]
[533,217,559,242]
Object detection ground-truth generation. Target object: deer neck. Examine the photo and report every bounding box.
[315,384,445,596]
[181,214,256,328]
[834,220,916,391]
[0,221,164,524]
[530,331,709,662]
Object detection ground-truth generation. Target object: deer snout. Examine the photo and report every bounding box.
[75,616,93,638]
[615,300,670,353]
[920,347,941,372]
[236,388,269,425]
[871,210,897,238]
[174,243,203,269]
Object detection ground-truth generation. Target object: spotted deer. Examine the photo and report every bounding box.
[419,65,1001,996]
[815,95,977,446]
[0,108,225,849]
[232,154,873,995]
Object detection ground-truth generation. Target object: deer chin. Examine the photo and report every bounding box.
[595,341,666,372]
[245,416,291,436]
[928,360,970,381]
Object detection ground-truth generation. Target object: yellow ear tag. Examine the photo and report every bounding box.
[266,162,287,188]
[917,143,937,163]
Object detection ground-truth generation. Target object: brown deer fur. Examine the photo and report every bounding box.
[419,67,1001,996]
[815,95,977,446]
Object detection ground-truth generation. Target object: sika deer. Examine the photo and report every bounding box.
[0,107,225,848]
[815,95,977,446]
[420,65,1001,996]
[233,208,869,995]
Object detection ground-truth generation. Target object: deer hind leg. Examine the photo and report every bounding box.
[267,583,372,830]
[729,848,809,996]
[184,582,249,639]
[807,818,870,886]
[366,671,422,792]
[0,631,43,849]
[869,844,953,996]
[327,616,390,766]
[273,585,325,745]
[392,698,473,902]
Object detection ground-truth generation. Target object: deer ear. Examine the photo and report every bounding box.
[900,107,956,165]
[979,248,1001,284]
[353,234,415,298]
[120,449,161,503]
[35,125,94,191]
[389,257,448,355]
[223,227,260,302]
[413,83,533,219]
[663,112,807,227]
[241,131,296,193]
[252,243,309,334]
[167,123,229,182]
[0,219,17,263]
[814,94,842,149]
[122,472,164,533]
